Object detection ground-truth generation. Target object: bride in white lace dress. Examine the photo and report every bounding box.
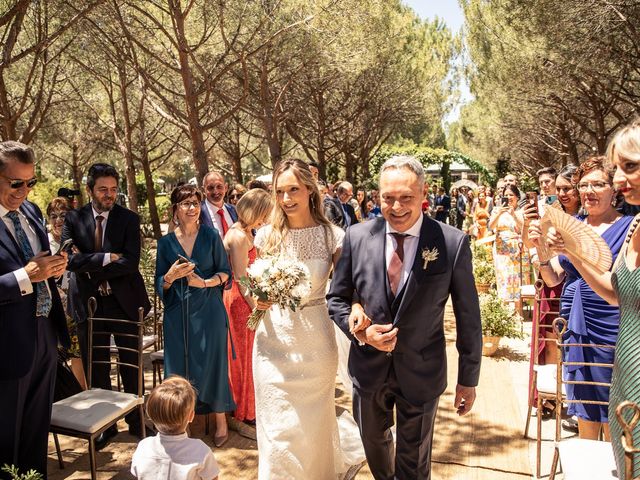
[253,159,365,479]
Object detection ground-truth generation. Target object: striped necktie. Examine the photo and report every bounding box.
[6,211,52,317]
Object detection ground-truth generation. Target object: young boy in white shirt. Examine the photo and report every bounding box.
[131,376,220,480]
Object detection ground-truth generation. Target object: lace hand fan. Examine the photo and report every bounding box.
[543,206,613,273]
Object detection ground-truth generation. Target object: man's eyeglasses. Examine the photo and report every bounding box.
[576,182,610,192]
[178,200,200,210]
[0,173,37,189]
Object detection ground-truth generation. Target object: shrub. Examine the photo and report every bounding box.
[479,291,524,339]
[1,464,44,480]
[472,243,495,286]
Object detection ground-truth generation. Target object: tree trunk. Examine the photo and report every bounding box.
[138,113,162,239]
[116,64,138,212]
[71,144,86,205]
[170,2,209,185]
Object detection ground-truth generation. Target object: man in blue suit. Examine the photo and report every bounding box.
[0,141,70,478]
[434,187,451,223]
[199,171,237,238]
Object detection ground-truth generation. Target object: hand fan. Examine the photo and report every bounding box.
[543,206,613,273]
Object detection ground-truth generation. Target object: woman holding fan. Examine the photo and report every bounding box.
[544,121,640,478]
[529,157,633,440]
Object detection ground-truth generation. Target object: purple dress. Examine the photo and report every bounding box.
[558,215,633,422]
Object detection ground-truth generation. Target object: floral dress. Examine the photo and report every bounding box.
[492,212,523,301]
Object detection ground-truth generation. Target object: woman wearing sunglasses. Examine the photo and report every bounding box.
[47,196,87,390]
[227,184,247,206]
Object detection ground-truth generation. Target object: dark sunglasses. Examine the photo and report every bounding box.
[0,173,37,189]
[229,194,243,199]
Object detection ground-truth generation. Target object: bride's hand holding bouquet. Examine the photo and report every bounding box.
[240,256,311,330]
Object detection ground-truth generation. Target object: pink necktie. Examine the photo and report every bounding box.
[388,233,406,296]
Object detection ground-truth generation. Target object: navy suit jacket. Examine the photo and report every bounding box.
[62,203,150,323]
[327,215,482,405]
[0,200,69,380]
[435,195,451,222]
[199,201,238,234]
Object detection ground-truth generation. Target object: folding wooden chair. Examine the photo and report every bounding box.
[151,289,165,387]
[549,317,616,480]
[617,401,640,480]
[50,297,146,480]
[523,280,563,478]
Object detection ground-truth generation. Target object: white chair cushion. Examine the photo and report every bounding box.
[557,438,617,479]
[150,349,164,362]
[521,284,536,298]
[51,388,143,434]
[535,364,566,395]
[142,334,157,350]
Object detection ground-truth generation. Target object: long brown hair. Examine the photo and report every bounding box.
[260,158,332,256]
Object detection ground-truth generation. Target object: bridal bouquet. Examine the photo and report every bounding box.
[240,256,311,330]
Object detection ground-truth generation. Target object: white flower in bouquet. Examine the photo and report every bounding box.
[239,256,311,330]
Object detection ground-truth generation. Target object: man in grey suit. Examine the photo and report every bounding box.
[327,155,482,480]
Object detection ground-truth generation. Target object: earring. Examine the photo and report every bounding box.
[310,196,315,209]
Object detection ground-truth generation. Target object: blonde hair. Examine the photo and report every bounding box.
[260,158,332,256]
[146,376,196,435]
[608,118,640,164]
[236,188,272,228]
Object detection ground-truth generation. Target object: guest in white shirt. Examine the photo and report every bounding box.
[199,171,238,238]
[131,376,220,480]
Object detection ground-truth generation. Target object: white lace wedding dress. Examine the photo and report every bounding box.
[253,224,365,479]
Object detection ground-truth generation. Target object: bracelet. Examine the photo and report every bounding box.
[164,275,173,285]
[539,260,551,267]
[214,273,222,286]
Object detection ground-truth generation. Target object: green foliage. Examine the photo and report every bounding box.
[155,197,172,223]
[29,177,67,213]
[472,243,495,286]
[370,144,495,187]
[140,240,157,297]
[479,291,524,339]
[1,464,44,480]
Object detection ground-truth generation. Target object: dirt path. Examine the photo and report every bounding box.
[47,300,534,479]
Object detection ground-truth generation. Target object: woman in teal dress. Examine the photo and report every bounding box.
[155,184,234,446]
[545,120,640,478]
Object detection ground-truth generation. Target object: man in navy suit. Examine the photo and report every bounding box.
[325,181,359,229]
[62,163,151,446]
[0,141,70,478]
[328,156,481,480]
[434,187,451,223]
[199,171,237,238]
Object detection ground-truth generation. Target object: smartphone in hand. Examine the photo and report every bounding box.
[56,238,73,255]
[526,191,539,218]
[177,254,190,264]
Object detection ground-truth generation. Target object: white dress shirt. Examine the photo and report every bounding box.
[205,200,233,237]
[0,203,43,296]
[131,432,220,480]
[385,214,423,294]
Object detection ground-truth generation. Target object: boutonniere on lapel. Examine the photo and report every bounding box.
[421,247,439,270]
